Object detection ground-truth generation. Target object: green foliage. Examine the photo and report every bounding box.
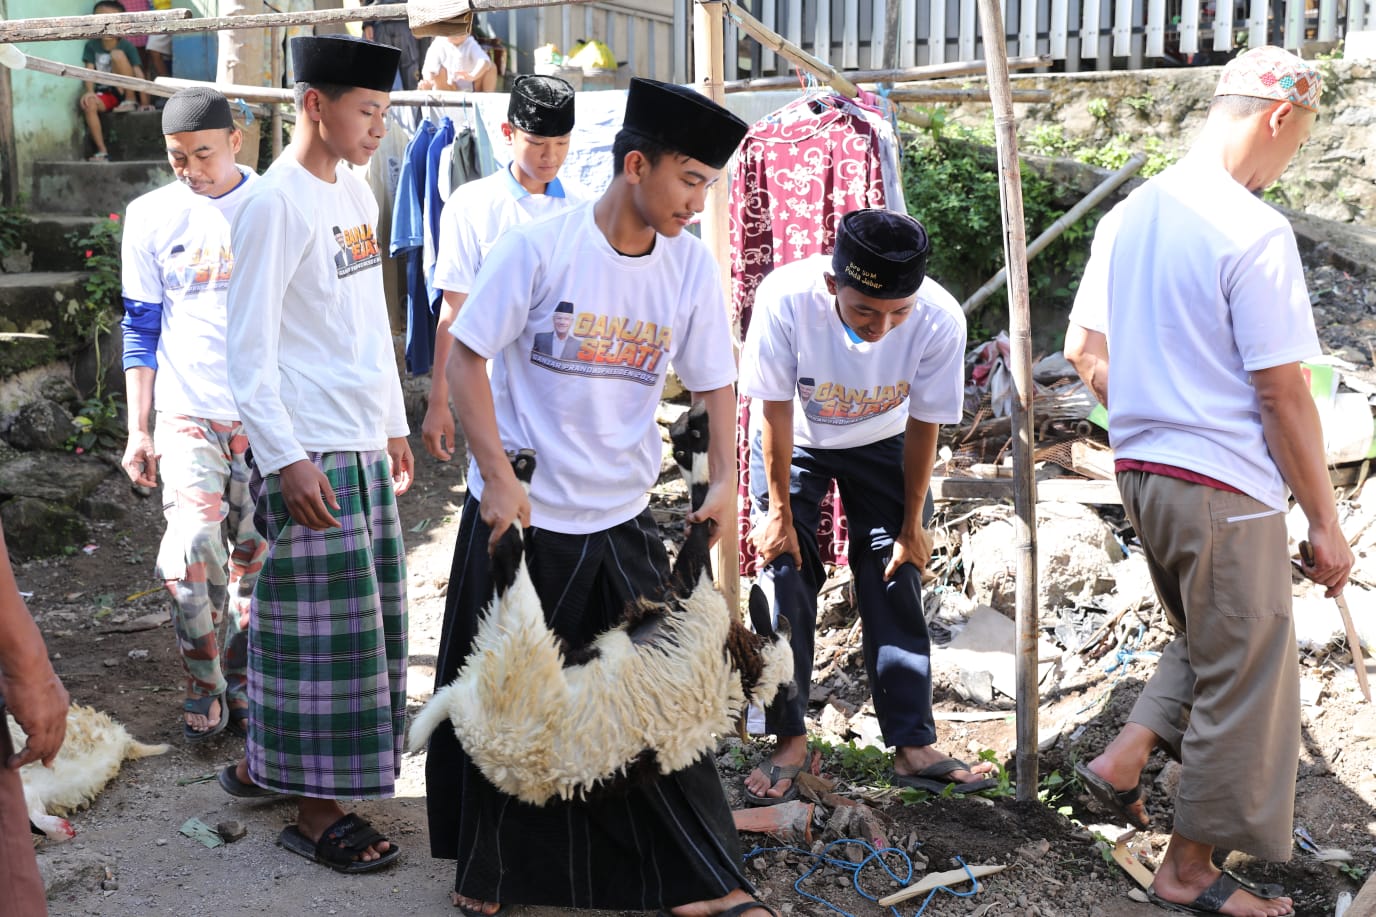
[0,204,31,257]
[66,394,125,455]
[65,212,124,399]
[811,737,894,785]
[1086,97,1111,120]
[1123,94,1154,114]
[1338,861,1367,883]
[901,130,1103,317]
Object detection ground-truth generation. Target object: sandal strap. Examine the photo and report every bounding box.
[314,814,387,866]
[182,694,220,714]
[761,762,802,784]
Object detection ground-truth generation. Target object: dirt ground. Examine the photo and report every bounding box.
[16,418,1376,917]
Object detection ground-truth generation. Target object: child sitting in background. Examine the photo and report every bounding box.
[79,0,155,161]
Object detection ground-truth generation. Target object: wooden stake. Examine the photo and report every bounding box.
[975,0,1040,804]
[269,27,284,160]
[693,0,741,611]
[962,151,1146,313]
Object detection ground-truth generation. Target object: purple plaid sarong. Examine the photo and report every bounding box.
[246,450,408,799]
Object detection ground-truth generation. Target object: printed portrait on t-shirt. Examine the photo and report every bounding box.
[332,222,382,278]
[529,301,672,386]
[532,301,581,359]
[797,376,817,406]
[163,242,234,294]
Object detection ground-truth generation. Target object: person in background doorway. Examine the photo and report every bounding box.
[79,0,156,161]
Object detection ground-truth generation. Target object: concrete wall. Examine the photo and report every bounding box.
[4,0,210,202]
[7,0,89,198]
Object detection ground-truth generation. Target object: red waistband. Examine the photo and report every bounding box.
[1114,459,1244,494]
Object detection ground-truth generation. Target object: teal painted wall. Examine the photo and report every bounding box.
[8,0,90,198]
[4,0,209,203]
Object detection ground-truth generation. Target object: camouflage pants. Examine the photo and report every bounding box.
[155,414,266,703]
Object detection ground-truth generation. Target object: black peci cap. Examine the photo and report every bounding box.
[831,209,930,299]
[508,74,576,137]
[290,35,400,93]
[162,87,234,134]
[622,78,748,170]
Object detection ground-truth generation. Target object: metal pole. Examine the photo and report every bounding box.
[975,0,1040,802]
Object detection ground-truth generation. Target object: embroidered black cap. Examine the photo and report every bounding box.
[162,87,234,134]
[508,74,576,137]
[621,78,748,170]
[831,209,930,299]
[290,35,400,93]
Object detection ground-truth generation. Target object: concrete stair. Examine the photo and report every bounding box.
[22,214,103,272]
[97,109,165,162]
[32,160,167,216]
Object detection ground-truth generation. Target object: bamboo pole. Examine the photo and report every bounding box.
[269,27,284,160]
[975,0,1040,803]
[961,151,1146,313]
[886,87,1051,102]
[721,0,932,127]
[722,55,1051,92]
[693,0,741,612]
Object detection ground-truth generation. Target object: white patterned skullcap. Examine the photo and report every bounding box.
[1214,46,1321,112]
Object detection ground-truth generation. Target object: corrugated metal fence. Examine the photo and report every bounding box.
[487,0,1364,82]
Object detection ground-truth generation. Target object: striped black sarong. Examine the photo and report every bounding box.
[426,496,752,911]
[247,450,408,799]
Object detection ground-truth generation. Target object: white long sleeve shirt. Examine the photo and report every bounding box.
[226,155,408,474]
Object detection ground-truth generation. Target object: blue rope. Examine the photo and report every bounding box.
[743,841,982,917]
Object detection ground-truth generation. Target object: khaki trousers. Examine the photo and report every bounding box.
[1118,471,1299,862]
[0,703,49,916]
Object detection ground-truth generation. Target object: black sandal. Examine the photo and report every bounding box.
[277,813,400,874]
[183,692,228,742]
[1074,761,1150,828]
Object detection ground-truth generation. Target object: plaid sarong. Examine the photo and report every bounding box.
[246,450,408,799]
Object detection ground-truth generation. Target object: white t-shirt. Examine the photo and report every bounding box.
[433,165,583,296]
[121,167,257,421]
[225,155,409,474]
[740,256,967,449]
[1069,155,1320,509]
[451,203,737,534]
[421,35,490,91]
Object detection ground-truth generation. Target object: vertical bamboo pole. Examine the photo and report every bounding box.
[693,0,742,611]
[975,0,1039,802]
[269,26,284,160]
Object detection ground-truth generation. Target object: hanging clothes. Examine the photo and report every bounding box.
[392,119,437,375]
[728,90,906,578]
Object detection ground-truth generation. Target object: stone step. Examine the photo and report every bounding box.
[98,109,166,161]
[20,214,103,273]
[31,160,166,216]
[0,271,87,334]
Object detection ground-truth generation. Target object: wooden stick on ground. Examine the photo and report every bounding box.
[876,864,1007,907]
